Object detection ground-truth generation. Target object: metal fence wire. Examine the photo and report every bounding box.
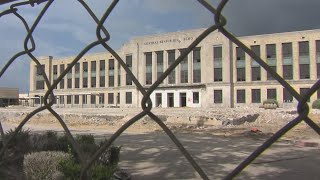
[0,0,319,179]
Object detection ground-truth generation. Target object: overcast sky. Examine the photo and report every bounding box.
[0,0,320,93]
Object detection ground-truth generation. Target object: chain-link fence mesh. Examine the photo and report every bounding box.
[0,0,319,179]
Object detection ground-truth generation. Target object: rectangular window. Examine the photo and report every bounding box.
[91,95,96,104]
[99,93,104,104]
[82,62,88,88]
[91,61,96,87]
[117,93,120,104]
[100,60,105,87]
[213,46,223,82]
[67,95,72,104]
[193,47,201,83]
[156,51,164,81]
[252,89,261,103]
[82,95,87,104]
[282,43,293,80]
[167,50,176,84]
[74,95,79,104]
[266,44,276,80]
[283,88,293,103]
[299,41,310,79]
[267,89,277,100]
[108,93,114,104]
[35,65,45,90]
[237,68,246,81]
[145,52,152,85]
[53,65,58,89]
[67,64,72,89]
[126,55,132,85]
[179,49,188,83]
[214,90,222,104]
[59,95,64,105]
[251,67,261,81]
[126,92,132,104]
[236,47,245,81]
[251,45,261,81]
[299,64,310,79]
[167,93,174,107]
[300,88,310,102]
[237,89,245,103]
[193,92,199,104]
[109,59,114,87]
[75,78,80,88]
[155,93,162,107]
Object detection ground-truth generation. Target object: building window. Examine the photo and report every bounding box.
[74,95,79,104]
[99,93,104,104]
[91,61,96,87]
[82,95,87,104]
[126,55,132,85]
[36,65,45,90]
[91,95,96,104]
[299,41,310,79]
[53,65,57,89]
[282,43,293,80]
[283,88,293,103]
[236,47,245,81]
[59,95,64,105]
[266,44,276,80]
[193,92,199,104]
[156,51,164,81]
[193,47,201,83]
[237,89,245,103]
[109,59,114,87]
[267,89,277,100]
[167,50,176,84]
[145,52,152,85]
[300,88,310,102]
[66,64,72,89]
[117,93,120,104]
[251,89,261,103]
[82,62,88,88]
[108,93,114,104]
[251,45,261,81]
[179,49,188,83]
[67,95,72,104]
[155,93,162,107]
[316,40,320,79]
[167,93,174,107]
[126,92,132,104]
[213,46,222,82]
[214,90,222,104]
[100,60,105,87]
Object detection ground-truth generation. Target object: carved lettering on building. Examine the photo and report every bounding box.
[143,37,194,46]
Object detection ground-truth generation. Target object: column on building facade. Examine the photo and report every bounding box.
[152,51,157,84]
[187,49,192,84]
[309,40,317,80]
[276,42,283,102]
[29,63,35,91]
[260,44,267,82]
[174,49,179,84]
[97,59,100,88]
[245,52,251,83]
[292,41,299,81]
[163,50,168,84]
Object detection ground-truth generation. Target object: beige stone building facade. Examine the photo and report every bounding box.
[29,28,320,108]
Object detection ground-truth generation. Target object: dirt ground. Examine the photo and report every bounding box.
[0,106,319,141]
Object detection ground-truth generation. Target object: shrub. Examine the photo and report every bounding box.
[312,99,320,109]
[92,165,114,180]
[263,99,279,107]
[57,157,81,180]
[30,131,60,152]
[23,151,71,180]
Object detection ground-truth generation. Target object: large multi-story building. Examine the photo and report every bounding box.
[29,28,320,108]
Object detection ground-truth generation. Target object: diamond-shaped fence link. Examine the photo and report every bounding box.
[0,0,319,179]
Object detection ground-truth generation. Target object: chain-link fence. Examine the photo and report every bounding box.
[0,0,319,179]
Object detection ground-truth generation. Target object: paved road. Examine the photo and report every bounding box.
[2,123,319,179]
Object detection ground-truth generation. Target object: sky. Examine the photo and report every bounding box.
[0,0,320,93]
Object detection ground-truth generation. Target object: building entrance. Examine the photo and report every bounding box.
[180,92,186,107]
[167,93,174,107]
